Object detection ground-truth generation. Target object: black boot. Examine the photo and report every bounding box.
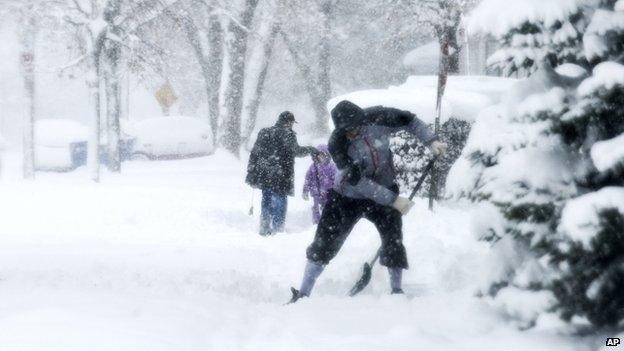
[391,288,404,295]
[286,287,308,304]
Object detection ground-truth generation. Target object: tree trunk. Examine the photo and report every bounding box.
[221,0,259,156]
[19,8,36,180]
[88,56,102,182]
[104,0,122,172]
[105,52,121,172]
[88,29,107,182]
[280,30,327,133]
[447,27,461,74]
[243,22,280,146]
[428,31,450,210]
[174,7,224,149]
[317,0,332,135]
[207,14,223,146]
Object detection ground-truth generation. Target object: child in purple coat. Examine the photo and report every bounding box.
[302,145,337,224]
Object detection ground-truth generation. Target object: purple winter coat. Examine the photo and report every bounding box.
[303,146,337,202]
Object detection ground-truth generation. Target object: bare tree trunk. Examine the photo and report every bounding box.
[19,8,36,180]
[280,30,327,132]
[104,0,122,172]
[207,14,223,146]
[221,0,259,156]
[243,22,280,146]
[317,0,332,135]
[447,27,461,74]
[88,28,107,182]
[88,57,102,182]
[105,56,121,172]
[172,6,224,148]
[428,31,450,210]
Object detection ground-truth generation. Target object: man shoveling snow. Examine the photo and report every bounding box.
[289,100,447,303]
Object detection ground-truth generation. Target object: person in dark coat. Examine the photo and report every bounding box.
[288,100,447,302]
[246,111,318,235]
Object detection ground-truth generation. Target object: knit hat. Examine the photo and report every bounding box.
[277,111,296,125]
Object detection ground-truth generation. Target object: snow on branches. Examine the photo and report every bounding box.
[452,0,624,329]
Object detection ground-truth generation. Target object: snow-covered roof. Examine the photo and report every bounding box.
[327,75,517,126]
[468,0,581,37]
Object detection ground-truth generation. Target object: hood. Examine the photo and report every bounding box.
[330,100,365,130]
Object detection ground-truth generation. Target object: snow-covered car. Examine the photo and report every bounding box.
[125,116,214,160]
[34,119,88,171]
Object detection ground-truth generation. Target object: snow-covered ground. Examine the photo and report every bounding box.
[0,151,599,350]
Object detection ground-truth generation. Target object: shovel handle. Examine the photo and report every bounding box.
[370,248,381,266]
[408,156,438,201]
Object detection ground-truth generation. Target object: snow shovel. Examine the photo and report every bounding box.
[348,157,438,297]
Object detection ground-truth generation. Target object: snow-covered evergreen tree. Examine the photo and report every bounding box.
[449,0,624,328]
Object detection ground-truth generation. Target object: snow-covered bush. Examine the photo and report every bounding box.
[391,118,471,197]
[450,0,624,329]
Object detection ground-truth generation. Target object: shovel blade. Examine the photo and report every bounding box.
[349,263,372,297]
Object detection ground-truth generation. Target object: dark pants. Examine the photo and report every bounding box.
[306,189,408,268]
[260,189,287,235]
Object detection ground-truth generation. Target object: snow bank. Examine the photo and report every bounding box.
[468,0,581,37]
[591,134,624,172]
[35,119,88,148]
[559,187,624,249]
[328,76,516,126]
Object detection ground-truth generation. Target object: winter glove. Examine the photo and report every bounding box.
[392,196,415,216]
[302,192,309,201]
[343,164,361,186]
[429,141,448,157]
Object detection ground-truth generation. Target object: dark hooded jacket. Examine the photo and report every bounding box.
[246,119,316,195]
[327,100,437,206]
[328,100,418,170]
